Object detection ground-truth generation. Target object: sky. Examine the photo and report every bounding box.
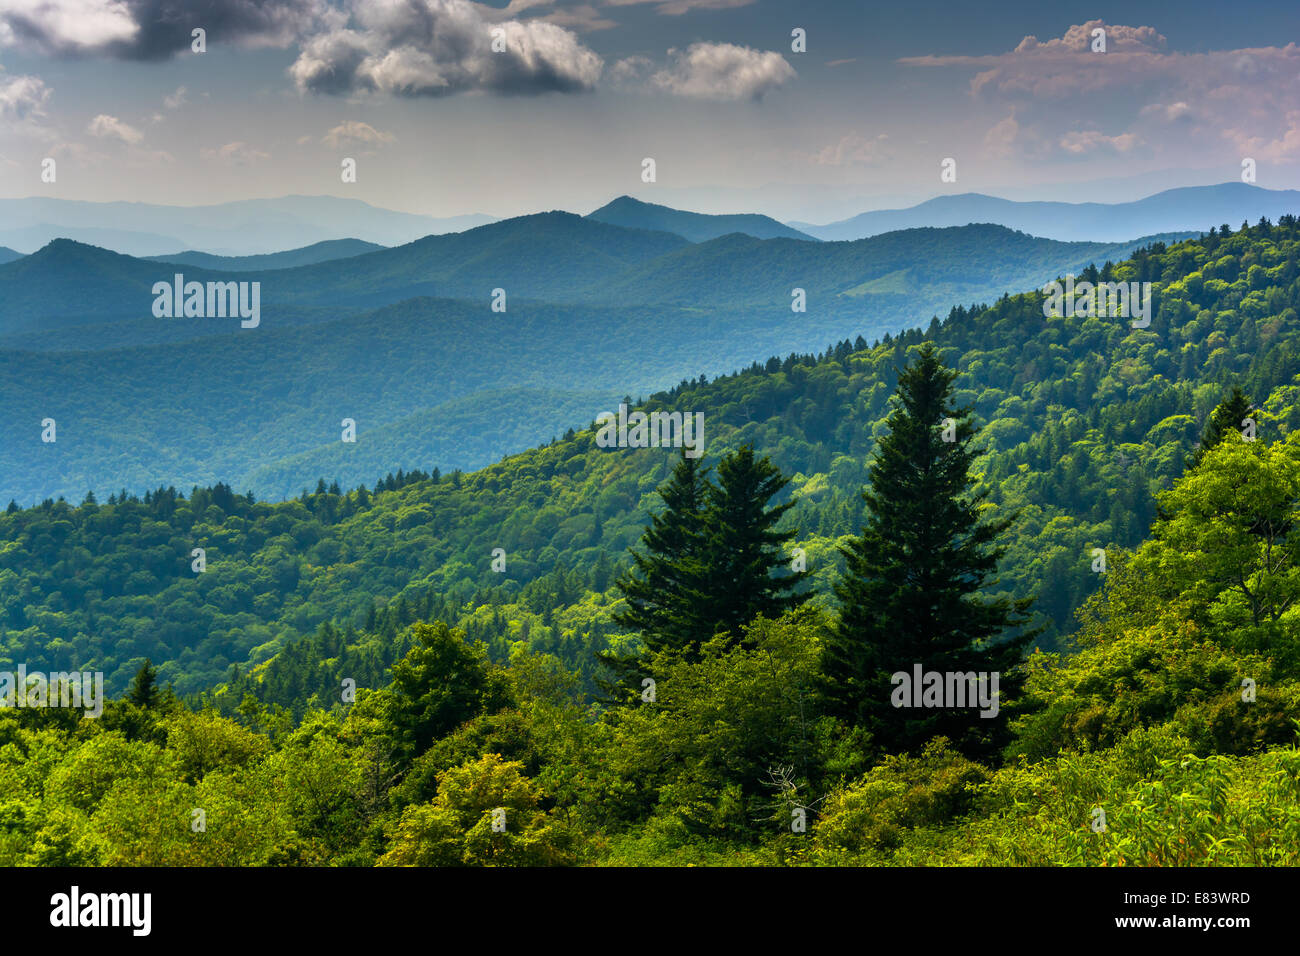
[0,0,1297,223]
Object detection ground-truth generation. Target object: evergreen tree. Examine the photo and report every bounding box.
[823,343,1033,759]
[1189,386,1254,469]
[689,445,808,645]
[605,453,711,691]
[127,659,161,709]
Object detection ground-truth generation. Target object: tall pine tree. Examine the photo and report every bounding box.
[823,343,1033,759]
[605,446,808,696]
[127,658,161,709]
[602,452,711,696]
[689,445,808,645]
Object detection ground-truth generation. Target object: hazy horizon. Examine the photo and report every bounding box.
[1,1,1297,223]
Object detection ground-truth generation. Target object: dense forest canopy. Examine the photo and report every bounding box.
[3,217,1297,697]
[2,218,1300,866]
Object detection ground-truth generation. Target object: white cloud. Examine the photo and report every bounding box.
[200,141,270,164]
[604,0,755,14]
[650,42,795,101]
[0,0,324,58]
[901,21,1300,165]
[983,111,1019,158]
[87,113,142,143]
[322,119,395,149]
[0,0,138,53]
[0,72,50,123]
[49,140,110,165]
[609,54,653,86]
[163,85,187,109]
[813,133,889,167]
[1059,130,1139,154]
[1138,101,1193,123]
[1226,110,1300,163]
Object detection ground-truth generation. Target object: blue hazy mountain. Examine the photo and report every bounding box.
[0,217,1190,345]
[0,195,495,256]
[589,225,1193,310]
[0,247,22,265]
[790,183,1300,242]
[0,210,1200,503]
[587,195,816,242]
[0,214,692,336]
[146,238,386,272]
[0,240,239,334]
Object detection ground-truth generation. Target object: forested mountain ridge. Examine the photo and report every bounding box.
[2,217,1297,705]
[145,238,386,272]
[792,182,1300,242]
[0,219,1193,507]
[586,195,817,242]
[0,218,1185,334]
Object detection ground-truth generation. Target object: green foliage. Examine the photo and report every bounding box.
[3,219,1300,866]
[824,343,1033,759]
[812,738,989,859]
[692,445,809,645]
[6,220,1300,696]
[1189,386,1255,468]
[357,621,511,769]
[377,754,576,867]
[601,609,825,840]
[609,452,711,674]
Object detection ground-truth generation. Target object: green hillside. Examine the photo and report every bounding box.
[0,218,1202,508]
[4,218,1300,869]
[0,294,906,506]
[593,225,1195,310]
[0,240,237,332]
[3,218,1297,702]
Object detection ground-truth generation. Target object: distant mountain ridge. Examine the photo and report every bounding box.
[0,211,1202,504]
[789,183,1300,242]
[0,217,1192,343]
[0,247,21,265]
[146,238,386,272]
[587,195,815,242]
[0,195,495,256]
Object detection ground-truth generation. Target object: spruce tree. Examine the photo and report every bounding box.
[690,445,808,645]
[1189,386,1254,469]
[127,659,161,709]
[823,343,1033,759]
[602,453,712,695]
[613,451,710,653]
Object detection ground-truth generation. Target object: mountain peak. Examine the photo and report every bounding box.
[586,195,816,243]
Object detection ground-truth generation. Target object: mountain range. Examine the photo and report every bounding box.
[0,205,1199,505]
[4,182,1289,262]
[3,216,1295,695]
[144,238,386,271]
[0,195,495,257]
[789,182,1300,242]
[0,215,1189,339]
[586,195,815,242]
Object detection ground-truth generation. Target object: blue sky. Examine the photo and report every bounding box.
[1,0,1297,221]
